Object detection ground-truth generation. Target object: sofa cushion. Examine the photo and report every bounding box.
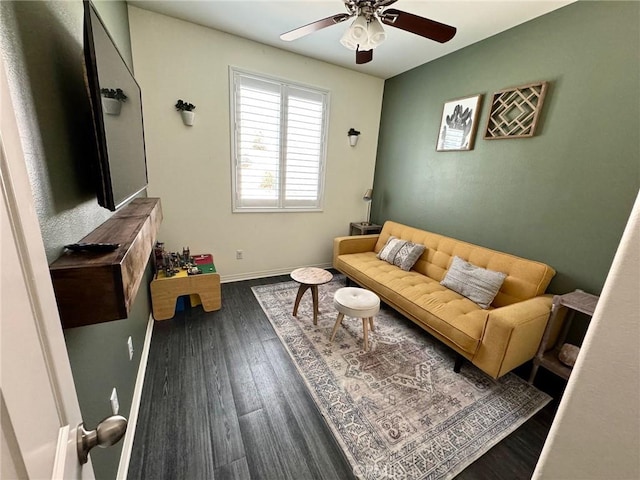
[374,221,556,307]
[441,256,507,309]
[334,252,486,354]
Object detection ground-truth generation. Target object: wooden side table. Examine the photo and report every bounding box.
[528,290,598,384]
[150,258,221,320]
[349,222,382,235]
[290,267,333,325]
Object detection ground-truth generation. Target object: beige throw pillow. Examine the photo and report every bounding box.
[441,256,507,309]
[377,236,425,271]
[377,236,405,262]
[393,242,426,271]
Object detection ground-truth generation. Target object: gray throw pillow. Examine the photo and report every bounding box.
[377,236,407,262]
[377,236,425,271]
[441,256,507,309]
[393,241,426,271]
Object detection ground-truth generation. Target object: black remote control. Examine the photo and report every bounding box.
[64,242,120,252]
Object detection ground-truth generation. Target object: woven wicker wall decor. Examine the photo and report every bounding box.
[484,81,548,139]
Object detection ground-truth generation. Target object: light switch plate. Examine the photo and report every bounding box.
[127,336,134,361]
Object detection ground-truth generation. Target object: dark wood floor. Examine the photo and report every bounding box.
[128,274,566,480]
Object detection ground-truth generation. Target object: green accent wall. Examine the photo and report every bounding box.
[1,1,147,478]
[374,1,639,301]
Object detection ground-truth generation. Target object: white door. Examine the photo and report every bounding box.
[1,56,94,479]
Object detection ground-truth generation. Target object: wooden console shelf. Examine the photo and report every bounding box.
[49,198,162,329]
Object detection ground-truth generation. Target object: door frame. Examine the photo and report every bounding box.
[1,52,93,479]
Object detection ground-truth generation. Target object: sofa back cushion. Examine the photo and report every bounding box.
[374,221,555,307]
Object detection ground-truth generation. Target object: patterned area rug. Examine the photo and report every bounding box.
[252,276,550,480]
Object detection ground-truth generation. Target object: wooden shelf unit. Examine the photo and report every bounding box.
[49,197,162,329]
[529,290,598,384]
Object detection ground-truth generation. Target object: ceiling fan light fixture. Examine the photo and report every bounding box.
[341,14,386,52]
[367,17,386,48]
[350,14,369,42]
[340,26,359,50]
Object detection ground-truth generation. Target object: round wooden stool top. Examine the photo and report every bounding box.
[290,267,333,286]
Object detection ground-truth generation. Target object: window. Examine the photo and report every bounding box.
[230,68,329,211]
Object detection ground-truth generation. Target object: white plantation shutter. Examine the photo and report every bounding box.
[231,69,328,211]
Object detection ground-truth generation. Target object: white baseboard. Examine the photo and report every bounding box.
[221,262,332,283]
[116,314,154,480]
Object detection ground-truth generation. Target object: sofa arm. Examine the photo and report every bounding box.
[472,295,553,378]
[333,235,379,265]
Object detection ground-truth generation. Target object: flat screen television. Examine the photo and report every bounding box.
[83,0,148,211]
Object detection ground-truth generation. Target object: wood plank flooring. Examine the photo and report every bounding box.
[128,274,564,480]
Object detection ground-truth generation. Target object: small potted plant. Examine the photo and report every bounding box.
[100,88,127,115]
[175,99,196,126]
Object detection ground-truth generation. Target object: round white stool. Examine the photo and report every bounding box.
[330,287,380,351]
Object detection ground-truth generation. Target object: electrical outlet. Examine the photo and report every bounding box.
[236,250,243,260]
[110,388,119,415]
[127,336,134,361]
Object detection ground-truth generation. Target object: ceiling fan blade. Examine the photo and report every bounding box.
[280,13,353,41]
[356,48,373,64]
[380,9,456,43]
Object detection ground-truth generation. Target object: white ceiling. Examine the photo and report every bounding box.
[127,0,575,79]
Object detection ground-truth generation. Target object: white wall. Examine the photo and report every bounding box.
[128,6,384,281]
[534,189,640,479]
[93,0,133,70]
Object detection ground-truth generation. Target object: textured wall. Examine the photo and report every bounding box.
[0,2,149,478]
[374,2,639,302]
[0,0,111,259]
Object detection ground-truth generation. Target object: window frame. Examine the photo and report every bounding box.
[229,67,330,213]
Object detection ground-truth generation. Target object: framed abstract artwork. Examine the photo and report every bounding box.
[484,81,548,139]
[436,94,482,151]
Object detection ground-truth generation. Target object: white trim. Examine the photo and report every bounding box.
[229,66,329,213]
[51,425,70,480]
[220,262,332,284]
[227,206,324,214]
[2,52,90,479]
[116,314,154,480]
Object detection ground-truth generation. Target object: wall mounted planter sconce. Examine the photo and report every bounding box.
[180,111,195,126]
[348,128,361,146]
[100,88,127,116]
[175,99,196,126]
[102,98,122,116]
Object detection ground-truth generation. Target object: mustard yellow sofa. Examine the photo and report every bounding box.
[333,221,556,378]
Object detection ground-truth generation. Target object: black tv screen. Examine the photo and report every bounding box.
[83,0,148,211]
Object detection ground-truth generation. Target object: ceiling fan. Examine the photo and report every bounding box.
[280,0,457,65]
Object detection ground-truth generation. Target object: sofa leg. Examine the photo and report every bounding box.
[454,354,465,373]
